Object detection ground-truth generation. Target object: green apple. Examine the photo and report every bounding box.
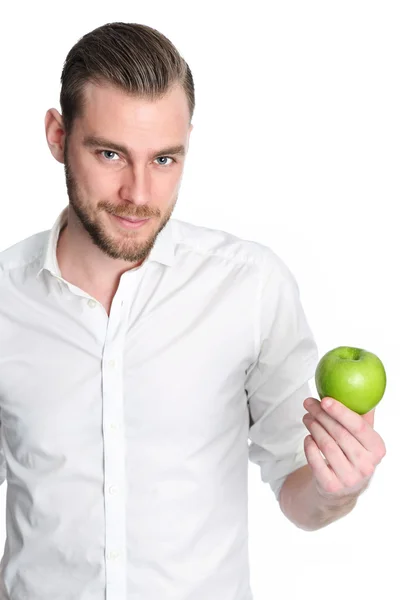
[315,346,386,415]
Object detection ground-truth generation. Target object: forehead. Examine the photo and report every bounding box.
[78,81,190,135]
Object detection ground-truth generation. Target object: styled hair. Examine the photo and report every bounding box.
[59,22,195,136]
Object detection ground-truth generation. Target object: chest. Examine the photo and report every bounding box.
[0,284,256,464]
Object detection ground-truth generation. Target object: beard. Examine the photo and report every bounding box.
[63,138,178,265]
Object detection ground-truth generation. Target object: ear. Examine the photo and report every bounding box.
[187,123,194,150]
[44,108,66,164]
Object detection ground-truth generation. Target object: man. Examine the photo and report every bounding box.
[0,21,386,600]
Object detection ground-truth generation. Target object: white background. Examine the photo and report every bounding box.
[0,1,399,598]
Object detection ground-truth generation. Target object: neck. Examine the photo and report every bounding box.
[56,223,121,299]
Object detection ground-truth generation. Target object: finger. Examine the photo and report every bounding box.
[303,435,341,494]
[303,414,358,486]
[362,408,375,428]
[304,403,368,469]
[319,397,378,453]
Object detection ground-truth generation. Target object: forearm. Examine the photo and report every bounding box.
[278,464,364,531]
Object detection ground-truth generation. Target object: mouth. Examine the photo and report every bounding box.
[111,214,151,229]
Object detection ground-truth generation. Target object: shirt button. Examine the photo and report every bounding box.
[108,359,116,368]
[110,423,119,431]
[109,485,119,495]
[107,551,120,560]
[88,299,97,308]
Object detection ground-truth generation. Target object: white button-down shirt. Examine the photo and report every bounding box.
[0,206,319,600]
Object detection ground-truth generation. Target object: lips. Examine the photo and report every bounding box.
[117,216,148,223]
[111,214,151,230]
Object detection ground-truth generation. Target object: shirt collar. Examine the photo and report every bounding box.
[35,205,177,282]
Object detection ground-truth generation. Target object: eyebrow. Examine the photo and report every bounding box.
[82,135,186,159]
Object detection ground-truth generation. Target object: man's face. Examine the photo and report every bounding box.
[63,82,192,265]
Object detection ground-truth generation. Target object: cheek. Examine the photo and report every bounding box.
[156,169,183,197]
[78,160,116,197]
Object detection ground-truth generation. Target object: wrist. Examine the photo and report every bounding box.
[313,480,363,514]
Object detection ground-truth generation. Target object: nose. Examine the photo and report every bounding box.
[120,164,152,206]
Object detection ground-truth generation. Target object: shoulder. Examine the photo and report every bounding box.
[0,230,49,275]
[171,218,287,276]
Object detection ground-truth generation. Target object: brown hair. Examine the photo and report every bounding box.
[60,22,195,137]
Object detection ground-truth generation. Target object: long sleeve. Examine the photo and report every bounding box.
[0,409,6,486]
[246,253,319,501]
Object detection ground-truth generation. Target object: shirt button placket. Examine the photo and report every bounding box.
[102,312,127,599]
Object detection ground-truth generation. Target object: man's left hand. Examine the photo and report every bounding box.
[302,396,386,503]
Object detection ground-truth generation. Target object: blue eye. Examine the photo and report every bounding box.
[98,151,175,166]
[155,156,174,166]
[101,150,119,161]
